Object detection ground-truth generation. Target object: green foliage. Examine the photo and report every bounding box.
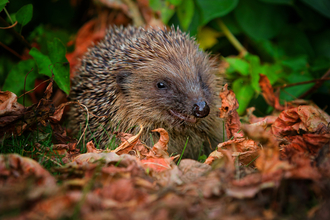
[177,0,194,30]
[1,1,71,99]
[234,0,288,40]
[196,0,238,25]
[0,124,65,170]
[1,0,330,117]
[0,0,9,12]
[151,0,330,115]
[16,4,33,28]
[2,60,37,95]
[30,38,70,95]
[3,38,70,97]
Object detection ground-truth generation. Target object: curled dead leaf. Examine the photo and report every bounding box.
[207,138,260,166]
[259,74,284,111]
[0,91,25,126]
[218,84,242,139]
[114,125,144,155]
[273,105,330,157]
[149,128,169,158]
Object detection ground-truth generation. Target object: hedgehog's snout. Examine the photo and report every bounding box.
[192,101,210,118]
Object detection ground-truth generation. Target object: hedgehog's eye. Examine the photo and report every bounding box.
[157,82,167,89]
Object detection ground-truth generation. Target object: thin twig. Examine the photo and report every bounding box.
[299,67,330,99]
[18,79,52,99]
[274,77,330,89]
[0,41,23,59]
[217,19,248,57]
[0,21,17,29]
[23,68,34,107]
[0,17,32,49]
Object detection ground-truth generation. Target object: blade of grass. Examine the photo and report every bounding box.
[177,137,189,165]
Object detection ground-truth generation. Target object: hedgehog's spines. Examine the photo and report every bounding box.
[70,25,223,159]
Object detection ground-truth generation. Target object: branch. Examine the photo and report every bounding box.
[299,67,330,99]
[217,19,247,57]
[0,41,23,59]
[0,16,32,49]
[274,77,330,89]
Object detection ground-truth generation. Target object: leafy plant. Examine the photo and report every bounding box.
[0,1,72,100]
[151,0,330,115]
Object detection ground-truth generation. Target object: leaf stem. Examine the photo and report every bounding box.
[3,7,13,24]
[274,77,330,89]
[299,67,330,99]
[0,41,23,59]
[217,19,247,57]
[0,16,32,49]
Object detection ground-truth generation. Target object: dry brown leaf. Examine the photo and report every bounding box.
[255,147,292,174]
[141,157,173,172]
[72,152,120,165]
[114,125,144,155]
[49,103,66,122]
[178,159,211,183]
[0,91,25,127]
[272,105,330,136]
[259,74,284,111]
[206,138,260,166]
[86,141,103,153]
[219,84,242,139]
[246,107,278,125]
[146,128,170,158]
[0,154,57,187]
[44,81,53,100]
[272,105,330,157]
[284,153,321,180]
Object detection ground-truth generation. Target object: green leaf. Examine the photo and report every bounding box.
[47,38,70,95]
[168,0,183,6]
[225,57,250,76]
[245,54,262,92]
[0,0,9,13]
[161,7,175,24]
[262,63,283,84]
[177,0,194,31]
[16,4,33,27]
[234,0,289,40]
[232,79,255,115]
[196,0,238,25]
[29,39,70,95]
[300,0,330,19]
[277,27,314,58]
[186,4,201,36]
[281,55,308,72]
[29,48,53,77]
[2,60,38,95]
[250,39,286,60]
[149,0,162,10]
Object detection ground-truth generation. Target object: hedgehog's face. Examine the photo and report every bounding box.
[116,53,216,129]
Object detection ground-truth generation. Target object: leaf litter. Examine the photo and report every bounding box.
[1,75,330,219]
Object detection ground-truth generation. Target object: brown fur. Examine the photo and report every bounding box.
[69,26,224,159]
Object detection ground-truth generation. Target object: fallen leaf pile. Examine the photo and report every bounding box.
[1,75,330,219]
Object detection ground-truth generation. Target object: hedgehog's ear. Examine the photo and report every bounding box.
[116,71,132,90]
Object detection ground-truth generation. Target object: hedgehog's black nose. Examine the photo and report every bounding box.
[192,101,210,118]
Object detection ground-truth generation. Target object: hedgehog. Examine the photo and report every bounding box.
[69,26,224,159]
